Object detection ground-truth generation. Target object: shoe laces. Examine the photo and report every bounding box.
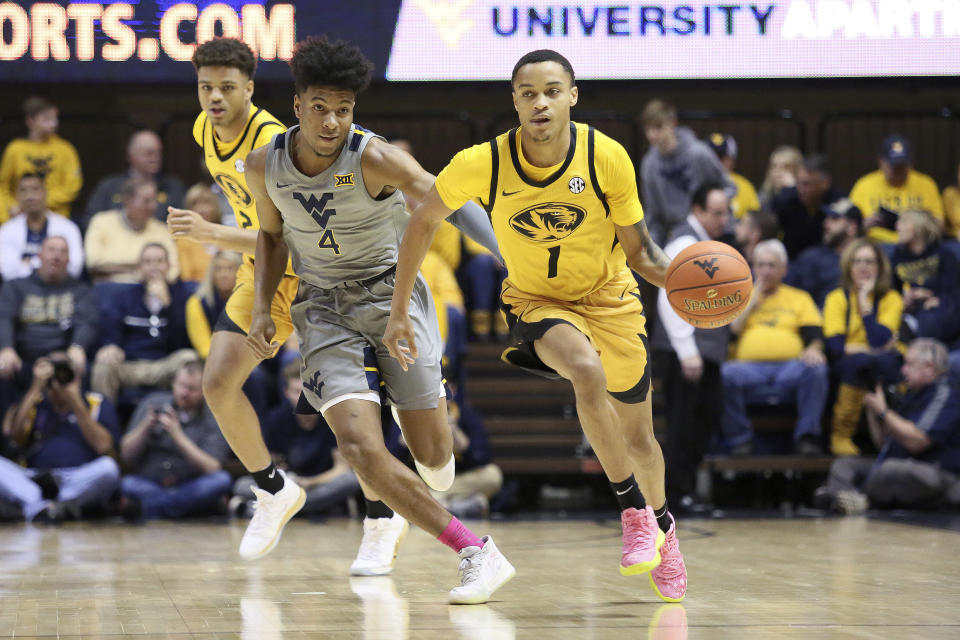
[355,519,390,563]
[623,510,657,556]
[458,549,483,585]
[246,488,284,536]
[654,532,685,583]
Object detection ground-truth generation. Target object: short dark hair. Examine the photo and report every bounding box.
[177,360,204,379]
[746,209,779,240]
[290,36,374,95]
[192,38,257,78]
[691,182,727,210]
[23,96,55,118]
[511,50,575,85]
[802,153,831,176]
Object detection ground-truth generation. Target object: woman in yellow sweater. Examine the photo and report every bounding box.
[185,250,243,359]
[824,239,903,455]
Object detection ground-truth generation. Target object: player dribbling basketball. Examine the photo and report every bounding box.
[384,50,687,601]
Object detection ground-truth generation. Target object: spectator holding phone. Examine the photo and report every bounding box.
[824,239,903,456]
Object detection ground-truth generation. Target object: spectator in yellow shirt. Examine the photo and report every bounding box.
[705,132,760,220]
[851,134,943,244]
[722,239,828,455]
[0,97,82,223]
[84,177,179,283]
[941,162,960,239]
[824,240,903,456]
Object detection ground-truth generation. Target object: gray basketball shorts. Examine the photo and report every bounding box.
[290,271,444,415]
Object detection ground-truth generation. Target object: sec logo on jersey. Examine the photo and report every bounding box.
[568,176,585,194]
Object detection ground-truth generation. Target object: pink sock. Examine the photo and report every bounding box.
[438,517,484,553]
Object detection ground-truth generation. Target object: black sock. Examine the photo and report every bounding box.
[654,502,672,533]
[251,463,284,495]
[610,474,646,511]
[365,498,394,519]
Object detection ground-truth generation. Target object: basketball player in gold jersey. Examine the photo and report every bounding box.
[384,50,687,601]
[165,38,308,560]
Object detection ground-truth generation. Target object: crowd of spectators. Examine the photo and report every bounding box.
[2,92,959,523]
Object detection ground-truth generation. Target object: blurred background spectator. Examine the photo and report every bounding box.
[83,130,185,228]
[758,145,802,210]
[705,132,759,220]
[852,134,944,244]
[816,339,960,514]
[640,98,730,245]
[0,354,119,522]
[722,239,827,455]
[824,239,903,456]
[772,154,844,259]
[90,243,197,410]
[119,360,230,519]
[785,198,862,307]
[85,176,179,283]
[0,236,98,412]
[0,174,83,281]
[175,183,223,282]
[0,97,82,223]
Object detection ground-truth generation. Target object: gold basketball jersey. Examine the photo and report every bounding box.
[192,104,285,232]
[436,122,644,301]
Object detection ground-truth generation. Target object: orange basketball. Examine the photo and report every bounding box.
[664,240,753,328]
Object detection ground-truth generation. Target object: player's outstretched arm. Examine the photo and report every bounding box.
[167,206,259,255]
[362,139,501,259]
[244,145,288,360]
[383,185,455,370]
[616,220,670,288]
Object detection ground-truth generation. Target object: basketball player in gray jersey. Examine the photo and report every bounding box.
[244,37,515,604]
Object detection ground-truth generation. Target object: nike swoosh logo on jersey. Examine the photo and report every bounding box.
[276,183,292,189]
[501,189,522,196]
[268,468,276,479]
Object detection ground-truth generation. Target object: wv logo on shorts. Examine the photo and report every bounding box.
[694,258,720,278]
[508,202,586,242]
[303,371,325,398]
[293,192,342,255]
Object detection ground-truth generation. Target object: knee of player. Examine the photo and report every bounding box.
[623,431,660,458]
[336,434,383,468]
[566,356,607,393]
[410,440,449,469]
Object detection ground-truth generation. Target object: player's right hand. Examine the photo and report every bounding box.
[167,207,214,242]
[246,312,279,360]
[383,312,417,372]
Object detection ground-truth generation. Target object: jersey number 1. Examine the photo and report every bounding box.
[547,246,560,278]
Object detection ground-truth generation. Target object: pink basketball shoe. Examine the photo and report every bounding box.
[619,506,665,576]
[648,513,687,602]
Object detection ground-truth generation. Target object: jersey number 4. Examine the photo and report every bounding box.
[293,191,342,255]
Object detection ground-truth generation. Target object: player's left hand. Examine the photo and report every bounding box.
[167,207,215,242]
[382,312,417,372]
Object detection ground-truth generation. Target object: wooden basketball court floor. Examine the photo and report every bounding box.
[1,516,958,639]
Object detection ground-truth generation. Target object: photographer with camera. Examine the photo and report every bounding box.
[0,353,120,522]
[816,338,960,514]
[118,360,230,519]
[824,239,903,456]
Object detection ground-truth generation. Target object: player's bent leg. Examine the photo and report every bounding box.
[394,404,455,491]
[203,330,273,472]
[325,398,514,603]
[534,323,632,482]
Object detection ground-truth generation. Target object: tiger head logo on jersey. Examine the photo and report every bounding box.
[508,203,586,242]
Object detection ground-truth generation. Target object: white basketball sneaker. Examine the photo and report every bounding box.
[350,513,409,576]
[448,536,516,605]
[238,470,306,560]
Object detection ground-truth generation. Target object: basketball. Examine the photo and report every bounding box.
[665,240,753,328]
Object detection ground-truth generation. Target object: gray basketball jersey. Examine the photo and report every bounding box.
[265,124,408,289]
